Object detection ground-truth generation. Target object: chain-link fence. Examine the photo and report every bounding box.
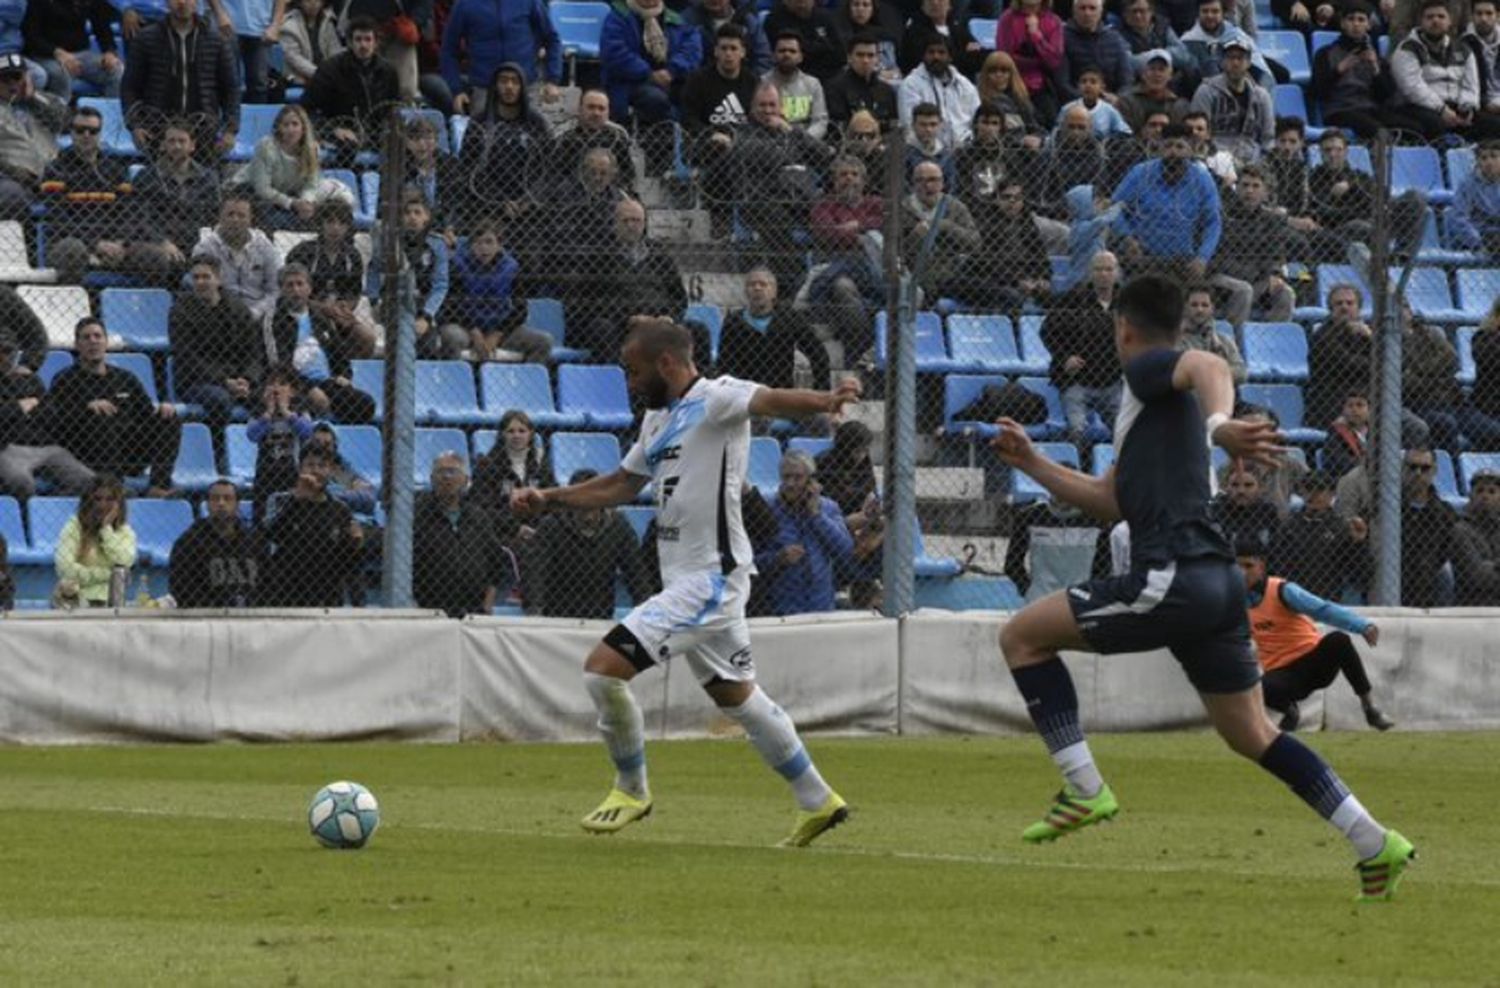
[6,89,1499,616]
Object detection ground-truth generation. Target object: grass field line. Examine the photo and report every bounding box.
[84,801,1493,888]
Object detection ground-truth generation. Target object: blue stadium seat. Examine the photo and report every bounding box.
[618,504,654,542]
[24,496,80,565]
[970,17,998,49]
[1016,315,1051,376]
[1391,146,1450,205]
[913,574,1023,610]
[1458,326,1478,386]
[1459,452,1500,493]
[1272,85,1308,125]
[558,364,635,430]
[1435,449,1461,501]
[479,363,583,429]
[0,495,39,565]
[914,527,962,577]
[1239,383,1326,443]
[172,423,219,493]
[748,436,782,499]
[1091,443,1114,476]
[525,297,589,362]
[331,424,383,490]
[552,1,610,59]
[1315,263,1371,316]
[1448,146,1475,195]
[1455,269,1497,322]
[229,104,284,163]
[683,302,724,362]
[414,427,469,489]
[78,97,136,157]
[1417,209,1482,266]
[38,350,156,402]
[1258,31,1311,85]
[1241,322,1309,382]
[1015,376,1081,441]
[414,360,485,425]
[874,311,956,372]
[946,314,1025,374]
[943,374,1006,437]
[1310,29,1339,55]
[224,425,257,488]
[350,359,384,419]
[131,499,194,566]
[1401,266,1465,325]
[551,431,622,484]
[787,436,833,458]
[36,349,74,387]
[451,115,469,156]
[101,288,172,351]
[1013,442,1079,502]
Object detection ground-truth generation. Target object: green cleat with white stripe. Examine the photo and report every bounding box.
[1021,784,1120,843]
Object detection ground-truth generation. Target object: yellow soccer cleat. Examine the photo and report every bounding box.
[778,792,850,848]
[580,788,653,834]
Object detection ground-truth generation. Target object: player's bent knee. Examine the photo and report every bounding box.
[703,677,754,708]
[584,641,640,680]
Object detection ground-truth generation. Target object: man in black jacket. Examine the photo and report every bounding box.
[762,0,845,80]
[168,479,260,607]
[302,17,401,165]
[119,0,239,159]
[1040,249,1122,445]
[259,445,364,607]
[680,23,758,216]
[128,120,224,285]
[528,468,653,619]
[170,256,264,432]
[21,0,121,100]
[0,335,95,498]
[825,32,898,134]
[413,451,511,618]
[49,317,182,497]
[568,198,686,359]
[40,105,131,285]
[718,267,831,390]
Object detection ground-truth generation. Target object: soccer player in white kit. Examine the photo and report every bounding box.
[511,319,861,846]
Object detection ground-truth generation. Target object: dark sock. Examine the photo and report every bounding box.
[1011,658,1084,754]
[1257,732,1351,821]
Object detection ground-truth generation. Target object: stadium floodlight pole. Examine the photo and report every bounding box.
[378,115,417,609]
[1367,130,1404,607]
[881,135,916,618]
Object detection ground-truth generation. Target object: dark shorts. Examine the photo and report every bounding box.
[1066,556,1260,694]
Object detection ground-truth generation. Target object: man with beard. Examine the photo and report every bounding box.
[1112,122,1221,283]
[764,30,829,139]
[510,318,861,845]
[899,33,982,145]
[168,480,260,607]
[1391,0,1500,140]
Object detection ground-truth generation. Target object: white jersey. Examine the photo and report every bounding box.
[622,375,761,586]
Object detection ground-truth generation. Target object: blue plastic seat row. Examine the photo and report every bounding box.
[4,494,195,567]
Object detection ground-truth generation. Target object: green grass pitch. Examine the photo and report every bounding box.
[2,733,1497,985]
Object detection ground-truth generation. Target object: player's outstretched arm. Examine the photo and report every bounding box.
[747,378,862,419]
[1171,350,1286,467]
[511,469,649,517]
[990,418,1121,522]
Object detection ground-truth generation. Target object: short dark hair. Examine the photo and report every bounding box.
[1344,386,1369,401]
[847,30,880,52]
[190,255,221,274]
[1274,116,1305,138]
[624,317,694,364]
[301,444,337,467]
[1319,128,1349,146]
[775,29,803,47]
[1342,0,1375,16]
[714,22,747,44]
[919,31,949,53]
[208,478,238,497]
[1160,121,1192,141]
[974,103,1004,123]
[1115,274,1184,342]
[347,15,380,36]
[317,198,354,226]
[74,316,105,338]
[912,101,942,120]
[1420,0,1448,12]
[1076,65,1104,81]
[1185,282,1215,300]
[73,105,103,123]
[1179,111,1208,127]
[1233,537,1267,560]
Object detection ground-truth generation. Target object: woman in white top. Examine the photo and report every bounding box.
[238,104,353,229]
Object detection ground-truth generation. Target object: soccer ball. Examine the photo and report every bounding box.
[308,781,380,849]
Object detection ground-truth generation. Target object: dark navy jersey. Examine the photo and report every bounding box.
[1112,348,1234,570]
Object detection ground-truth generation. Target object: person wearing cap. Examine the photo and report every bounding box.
[1453,469,1500,604]
[0,51,66,220]
[1190,36,1274,162]
[1180,0,1274,86]
[120,0,241,159]
[1270,469,1371,601]
[20,0,122,100]
[0,333,96,500]
[0,1,47,93]
[1236,541,1395,733]
[1119,0,1195,87]
[1118,47,1190,132]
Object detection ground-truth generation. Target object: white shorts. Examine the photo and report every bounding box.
[614,569,754,685]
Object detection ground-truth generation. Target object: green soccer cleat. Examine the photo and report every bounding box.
[778,792,850,848]
[1356,830,1416,902]
[580,788,653,834]
[1021,784,1120,843]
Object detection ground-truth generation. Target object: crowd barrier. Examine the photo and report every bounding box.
[0,609,1493,744]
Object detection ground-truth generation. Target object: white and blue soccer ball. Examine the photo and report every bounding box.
[308,781,380,849]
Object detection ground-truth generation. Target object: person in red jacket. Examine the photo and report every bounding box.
[996,0,1066,125]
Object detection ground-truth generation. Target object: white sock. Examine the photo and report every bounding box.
[584,673,648,799]
[1052,740,1104,798]
[1330,794,1387,859]
[722,687,832,812]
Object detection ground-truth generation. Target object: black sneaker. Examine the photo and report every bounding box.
[1364,705,1396,731]
[1278,702,1301,732]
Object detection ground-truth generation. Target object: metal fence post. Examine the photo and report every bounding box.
[378,119,416,609]
[1369,131,1403,606]
[880,136,915,618]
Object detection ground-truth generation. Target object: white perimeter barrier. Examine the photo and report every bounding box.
[0,608,1493,743]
